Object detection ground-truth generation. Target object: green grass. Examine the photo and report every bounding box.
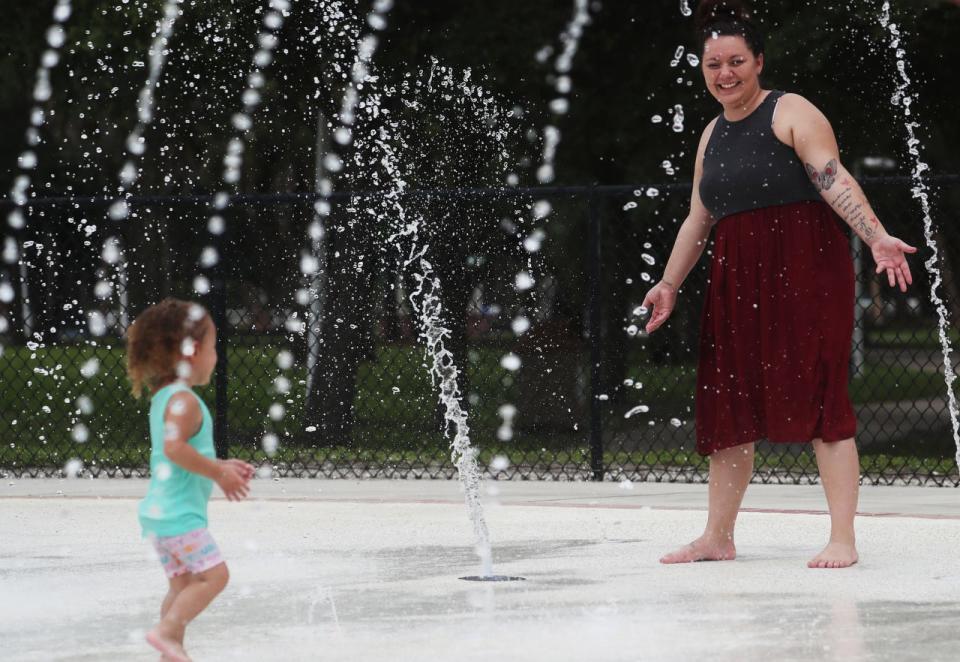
[1,342,955,479]
[867,325,960,349]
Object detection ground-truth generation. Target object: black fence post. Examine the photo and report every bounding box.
[588,188,604,481]
[210,215,229,460]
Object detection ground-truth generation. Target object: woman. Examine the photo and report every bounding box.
[641,0,916,568]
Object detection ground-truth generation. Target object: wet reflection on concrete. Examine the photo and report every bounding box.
[3,484,959,661]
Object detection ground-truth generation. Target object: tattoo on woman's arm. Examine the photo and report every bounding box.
[830,186,879,243]
[805,159,838,192]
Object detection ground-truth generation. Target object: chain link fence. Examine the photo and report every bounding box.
[1,176,958,485]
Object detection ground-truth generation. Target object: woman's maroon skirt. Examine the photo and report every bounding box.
[695,200,858,456]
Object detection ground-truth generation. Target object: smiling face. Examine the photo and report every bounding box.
[701,34,764,110]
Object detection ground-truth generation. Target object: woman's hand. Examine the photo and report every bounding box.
[641,280,678,334]
[871,234,917,292]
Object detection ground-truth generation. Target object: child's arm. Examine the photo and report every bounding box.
[163,392,253,501]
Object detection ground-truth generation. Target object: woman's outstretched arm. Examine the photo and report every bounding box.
[779,94,917,291]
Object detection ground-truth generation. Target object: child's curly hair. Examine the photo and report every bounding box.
[126,298,211,398]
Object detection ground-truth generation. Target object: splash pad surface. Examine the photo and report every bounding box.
[2,479,958,661]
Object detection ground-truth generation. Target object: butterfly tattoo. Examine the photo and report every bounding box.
[805,159,838,192]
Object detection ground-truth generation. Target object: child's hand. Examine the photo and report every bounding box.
[215,460,252,501]
[224,458,256,482]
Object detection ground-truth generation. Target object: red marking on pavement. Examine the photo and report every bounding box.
[5,494,957,521]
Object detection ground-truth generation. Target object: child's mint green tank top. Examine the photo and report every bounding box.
[138,382,216,538]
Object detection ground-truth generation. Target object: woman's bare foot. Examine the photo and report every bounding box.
[146,628,191,662]
[808,541,858,569]
[660,536,736,564]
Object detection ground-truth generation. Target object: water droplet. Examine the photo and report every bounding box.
[102,238,122,264]
[672,104,685,132]
[511,316,530,336]
[253,50,272,69]
[176,360,192,379]
[8,209,25,230]
[489,455,510,471]
[500,353,521,371]
[18,151,37,170]
[208,215,225,235]
[71,423,89,443]
[187,304,206,322]
[64,458,83,478]
[94,280,113,299]
[258,32,278,50]
[334,127,352,145]
[300,254,320,275]
[323,153,343,172]
[368,13,387,30]
[670,45,685,67]
[232,113,252,132]
[624,405,650,419]
[126,134,146,156]
[76,396,94,415]
[53,2,72,22]
[514,272,535,292]
[87,312,107,337]
[532,199,552,220]
[155,462,173,481]
[262,433,279,456]
[523,229,545,253]
[119,161,138,186]
[46,25,65,49]
[108,201,129,221]
[200,246,219,268]
[276,350,294,370]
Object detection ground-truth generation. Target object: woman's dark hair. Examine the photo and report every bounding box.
[694,0,765,57]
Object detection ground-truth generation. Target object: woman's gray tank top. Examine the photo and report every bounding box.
[699,90,823,221]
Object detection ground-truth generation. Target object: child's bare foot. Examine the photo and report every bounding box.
[808,541,858,569]
[146,628,191,662]
[660,536,736,563]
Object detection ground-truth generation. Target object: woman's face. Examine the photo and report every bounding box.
[701,35,764,107]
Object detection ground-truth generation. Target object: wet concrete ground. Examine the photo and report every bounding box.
[2,479,958,661]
